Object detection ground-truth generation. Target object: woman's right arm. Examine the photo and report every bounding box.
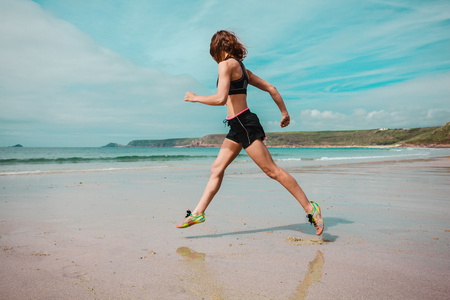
[184,61,231,106]
[247,70,291,128]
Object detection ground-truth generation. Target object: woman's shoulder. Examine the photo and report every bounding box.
[219,58,240,66]
[218,58,241,72]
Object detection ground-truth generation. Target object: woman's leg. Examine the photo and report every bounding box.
[244,139,314,214]
[246,140,324,235]
[192,138,243,215]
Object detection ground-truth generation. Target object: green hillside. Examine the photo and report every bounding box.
[265,127,440,147]
[401,121,450,146]
[103,122,450,148]
[127,138,197,147]
[198,123,449,147]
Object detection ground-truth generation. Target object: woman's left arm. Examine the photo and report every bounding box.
[184,61,231,106]
[247,70,290,128]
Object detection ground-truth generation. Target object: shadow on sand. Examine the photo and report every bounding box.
[186,217,352,242]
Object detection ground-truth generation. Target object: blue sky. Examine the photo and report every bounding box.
[0,0,449,147]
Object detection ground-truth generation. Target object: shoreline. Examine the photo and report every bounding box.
[2,152,450,177]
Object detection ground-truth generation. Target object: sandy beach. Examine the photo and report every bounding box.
[1,156,449,299]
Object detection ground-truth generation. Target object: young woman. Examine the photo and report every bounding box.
[176,30,324,235]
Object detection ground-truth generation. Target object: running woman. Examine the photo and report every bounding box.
[176,30,324,235]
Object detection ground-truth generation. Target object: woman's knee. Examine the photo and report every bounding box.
[210,162,225,178]
[262,165,283,180]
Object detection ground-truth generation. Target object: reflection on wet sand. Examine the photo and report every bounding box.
[290,250,325,300]
[176,247,324,299]
[176,247,206,261]
[176,247,224,299]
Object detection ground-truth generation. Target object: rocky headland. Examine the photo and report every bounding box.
[103,122,450,148]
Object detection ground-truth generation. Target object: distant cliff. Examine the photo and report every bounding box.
[103,122,450,148]
[103,143,127,147]
[127,138,198,147]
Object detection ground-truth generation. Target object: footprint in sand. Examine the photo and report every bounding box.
[286,236,331,245]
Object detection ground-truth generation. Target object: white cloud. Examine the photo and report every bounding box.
[293,70,450,130]
[265,119,297,132]
[426,108,450,120]
[301,109,345,120]
[297,105,449,131]
[367,110,385,119]
[0,0,222,146]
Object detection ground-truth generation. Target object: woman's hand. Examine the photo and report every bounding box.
[280,114,290,128]
[184,92,197,102]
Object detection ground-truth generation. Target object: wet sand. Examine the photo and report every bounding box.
[0,157,449,299]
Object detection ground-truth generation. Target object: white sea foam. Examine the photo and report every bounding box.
[318,152,427,161]
[0,165,171,176]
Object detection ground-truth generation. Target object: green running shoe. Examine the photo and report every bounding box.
[176,210,205,228]
[307,202,324,235]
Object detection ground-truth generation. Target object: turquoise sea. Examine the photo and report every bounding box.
[1,147,449,176]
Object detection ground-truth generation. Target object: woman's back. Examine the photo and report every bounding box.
[222,58,249,117]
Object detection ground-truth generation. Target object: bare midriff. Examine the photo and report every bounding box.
[226,94,248,119]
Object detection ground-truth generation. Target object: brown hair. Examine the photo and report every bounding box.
[210,30,247,63]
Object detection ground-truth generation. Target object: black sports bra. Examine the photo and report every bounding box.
[216,57,248,95]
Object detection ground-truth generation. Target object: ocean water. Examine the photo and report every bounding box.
[0,146,449,176]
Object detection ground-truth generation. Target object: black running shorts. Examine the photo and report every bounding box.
[225,109,266,149]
